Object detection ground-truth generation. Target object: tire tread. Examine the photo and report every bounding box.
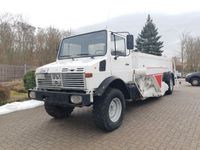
[93,88,125,131]
[45,102,74,119]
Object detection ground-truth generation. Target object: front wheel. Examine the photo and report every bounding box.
[93,88,125,132]
[44,102,74,119]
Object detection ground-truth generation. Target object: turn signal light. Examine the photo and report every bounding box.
[85,73,93,78]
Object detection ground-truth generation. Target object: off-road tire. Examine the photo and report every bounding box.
[44,102,74,119]
[165,76,174,95]
[191,78,200,86]
[93,88,125,132]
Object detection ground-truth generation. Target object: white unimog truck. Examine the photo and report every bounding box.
[29,30,175,131]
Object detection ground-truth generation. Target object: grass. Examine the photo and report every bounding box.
[8,90,28,103]
[2,80,26,93]
[0,80,28,106]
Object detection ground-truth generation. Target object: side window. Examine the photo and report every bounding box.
[111,34,126,56]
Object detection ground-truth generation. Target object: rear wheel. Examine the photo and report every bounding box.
[44,102,74,119]
[165,76,174,95]
[93,88,125,132]
[191,78,200,86]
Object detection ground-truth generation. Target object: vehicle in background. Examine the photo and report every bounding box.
[185,72,200,86]
[175,71,181,79]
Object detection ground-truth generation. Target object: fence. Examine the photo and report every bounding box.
[0,64,34,82]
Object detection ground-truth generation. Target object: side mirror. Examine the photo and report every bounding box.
[126,34,134,50]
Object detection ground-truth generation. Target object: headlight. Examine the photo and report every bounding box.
[70,95,82,104]
[29,91,36,99]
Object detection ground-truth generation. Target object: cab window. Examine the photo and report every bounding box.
[111,34,126,56]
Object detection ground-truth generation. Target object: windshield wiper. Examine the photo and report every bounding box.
[60,55,76,60]
[76,53,90,56]
[60,55,72,58]
[76,53,95,59]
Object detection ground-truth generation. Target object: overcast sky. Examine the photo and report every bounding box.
[0,0,200,30]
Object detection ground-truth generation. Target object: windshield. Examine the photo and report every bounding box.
[59,30,107,59]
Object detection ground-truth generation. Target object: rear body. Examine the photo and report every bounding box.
[29,30,175,131]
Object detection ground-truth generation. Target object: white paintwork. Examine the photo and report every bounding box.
[109,33,133,82]
[35,29,173,102]
[133,68,147,76]
[131,52,172,98]
[131,52,172,75]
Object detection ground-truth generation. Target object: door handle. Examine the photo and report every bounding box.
[125,63,129,66]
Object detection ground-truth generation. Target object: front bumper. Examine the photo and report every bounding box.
[28,89,91,107]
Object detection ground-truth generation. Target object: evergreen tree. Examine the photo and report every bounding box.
[135,14,163,56]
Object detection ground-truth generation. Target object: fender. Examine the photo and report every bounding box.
[94,76,129,97]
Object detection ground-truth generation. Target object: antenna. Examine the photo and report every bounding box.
[106,9,111,29]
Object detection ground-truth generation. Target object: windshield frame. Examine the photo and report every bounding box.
[57,30,107,60]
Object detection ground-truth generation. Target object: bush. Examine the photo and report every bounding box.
[0,84,10,104]
[23,70,36,90]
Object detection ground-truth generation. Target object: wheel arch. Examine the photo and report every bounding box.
[190,76,200,80]
[94,76,130,99]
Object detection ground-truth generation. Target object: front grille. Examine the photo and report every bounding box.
[37,74,52,88]
[37,73,85,89]
[62,73,85,88]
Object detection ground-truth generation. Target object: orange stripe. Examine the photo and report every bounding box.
[146,67,168,69]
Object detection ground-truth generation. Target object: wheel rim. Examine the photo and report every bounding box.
[192,79,199,85]
[109,97,122,122]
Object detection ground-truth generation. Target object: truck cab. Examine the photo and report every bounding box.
[29,29,174,131]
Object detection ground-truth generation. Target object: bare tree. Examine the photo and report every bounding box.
[14,20,36,65]
[180,34,200,73]
[180,33,189,77]
[0,13,71,66]
[0,13,15,64]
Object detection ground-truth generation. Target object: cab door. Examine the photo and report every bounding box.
[110,33,132,82]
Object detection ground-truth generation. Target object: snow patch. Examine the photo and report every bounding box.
[0,100,44,115]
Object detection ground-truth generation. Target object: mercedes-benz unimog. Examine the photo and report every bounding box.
[29,30,174,131]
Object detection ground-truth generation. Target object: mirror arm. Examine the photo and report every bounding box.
[114,55,118,60]
[113,34,117,57]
